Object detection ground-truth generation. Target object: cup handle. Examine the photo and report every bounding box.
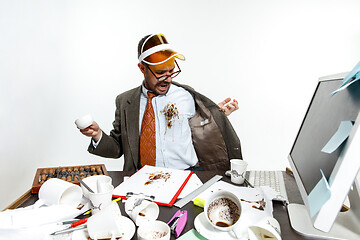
[33,199,45,209]
[110,231,116,240]
[232,228,246,240]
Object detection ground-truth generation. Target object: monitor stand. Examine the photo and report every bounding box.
[287,182,360,240]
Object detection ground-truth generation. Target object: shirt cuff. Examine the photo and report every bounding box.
[91,131,103,148]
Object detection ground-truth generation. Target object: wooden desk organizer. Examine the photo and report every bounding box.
[32,164,109,193]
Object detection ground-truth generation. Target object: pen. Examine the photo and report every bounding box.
[57,219,78,225]
[70,218,88,228]
[244,178,254,188]
[113,196,123,202]
[50,224,87,235]
[51,218,89,235]
[76,176,94,193]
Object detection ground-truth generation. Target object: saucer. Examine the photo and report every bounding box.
[194,212,238,240]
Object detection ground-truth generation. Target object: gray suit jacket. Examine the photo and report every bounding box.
[88,82,242,171]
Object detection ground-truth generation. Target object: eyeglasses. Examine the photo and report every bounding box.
[144,60,181,81]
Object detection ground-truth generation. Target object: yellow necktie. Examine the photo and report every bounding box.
[140,92,156,166]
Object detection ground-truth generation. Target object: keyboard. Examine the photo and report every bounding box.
[248,170,288,203]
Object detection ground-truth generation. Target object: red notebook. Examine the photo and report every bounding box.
[112,165,193,206]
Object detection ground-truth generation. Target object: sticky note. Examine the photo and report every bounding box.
[321,121,353,154]
[177,229,208,240]
[308,169,331,218]
[332,60,360,95]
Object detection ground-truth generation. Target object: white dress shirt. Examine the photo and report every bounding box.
[140,84,198,169]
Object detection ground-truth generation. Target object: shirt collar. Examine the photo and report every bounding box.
[141,82,174,98]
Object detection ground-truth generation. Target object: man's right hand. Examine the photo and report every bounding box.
[79,121,102,142]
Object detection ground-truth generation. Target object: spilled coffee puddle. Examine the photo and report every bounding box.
[240,198,266,211]
[145,171,171,185]
[263,235,275,238]
[161,103,179,128]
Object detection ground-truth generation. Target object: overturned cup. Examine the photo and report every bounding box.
[34,178,82,209]
[248,216,282,240]
[137,220,170,240]
[125,196,159,226]
[87,202,135,240]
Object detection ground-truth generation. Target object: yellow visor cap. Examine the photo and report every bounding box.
[139,34,185,65]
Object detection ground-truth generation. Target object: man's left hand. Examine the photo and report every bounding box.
[218,98,239,116]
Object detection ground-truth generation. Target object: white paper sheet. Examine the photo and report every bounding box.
[178,174,203,199]
[0,202,88,240]
[113,165,192,206]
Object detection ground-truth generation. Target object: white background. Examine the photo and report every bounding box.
[1,0,359,209]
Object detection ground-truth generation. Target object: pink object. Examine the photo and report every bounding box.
[167,210,187,238]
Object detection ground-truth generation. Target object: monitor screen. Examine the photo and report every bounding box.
[289,76,360,195]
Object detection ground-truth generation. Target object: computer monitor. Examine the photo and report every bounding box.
[287,72,360,239]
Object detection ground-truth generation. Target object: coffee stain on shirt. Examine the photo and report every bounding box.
[161,103,179,129]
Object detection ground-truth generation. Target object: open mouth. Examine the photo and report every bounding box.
[157,82,170,93]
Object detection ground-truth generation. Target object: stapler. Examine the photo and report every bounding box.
[167,210,187,238]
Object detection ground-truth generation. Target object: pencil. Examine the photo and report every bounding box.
[244,178,254,188]
[57,219,78,225]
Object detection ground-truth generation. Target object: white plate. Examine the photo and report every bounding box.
[194,212,238,240]
[72,216,135,240]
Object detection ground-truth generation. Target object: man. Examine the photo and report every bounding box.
[79,34,242,171]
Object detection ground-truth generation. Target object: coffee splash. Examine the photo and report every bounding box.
[240,198,266,211]
[145,171,171,185]
[161,103,179,128]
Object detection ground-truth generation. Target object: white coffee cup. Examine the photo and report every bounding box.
[137,220,170,240]
[230,159,248,184]
[34,178,82,209]
[125,196,159,226]
[204,190,242,232]
[248,216,282,240]
[87,182,114,214]
[81,175,112,199]
[75,114,93,129]
[87,202,135,240]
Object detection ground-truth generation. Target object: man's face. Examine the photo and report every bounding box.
[138,58,176,95]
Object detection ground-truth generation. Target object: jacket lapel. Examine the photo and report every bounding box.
[124,86,141,168]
